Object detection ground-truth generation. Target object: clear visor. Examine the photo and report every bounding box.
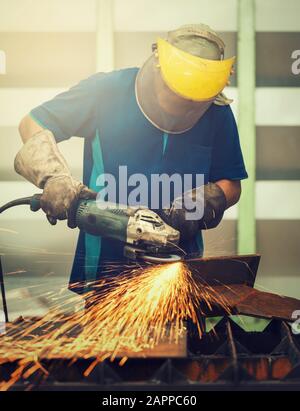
[135,54,214,134]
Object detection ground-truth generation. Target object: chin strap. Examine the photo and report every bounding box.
[214,92,233,106]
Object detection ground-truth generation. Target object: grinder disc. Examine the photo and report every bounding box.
[124,245,183,263]
[139,253,183,264]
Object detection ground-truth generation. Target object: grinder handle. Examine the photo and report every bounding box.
[30,194,42,212]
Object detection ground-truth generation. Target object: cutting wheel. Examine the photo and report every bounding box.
[138,253,183,264]
[124,245,183,263]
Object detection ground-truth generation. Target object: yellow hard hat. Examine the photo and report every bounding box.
[157,38,235,101]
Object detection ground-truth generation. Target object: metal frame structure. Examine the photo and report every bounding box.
[1,254,300,390]
[2,317,300,390]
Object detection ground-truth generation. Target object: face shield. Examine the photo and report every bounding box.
[136,38,235,134]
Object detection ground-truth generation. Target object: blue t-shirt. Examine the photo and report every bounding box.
[30,68,247,294]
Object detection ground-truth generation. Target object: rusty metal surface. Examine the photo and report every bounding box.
[205,283,300,322]
[230,285,300,321]
[1,253,300,389]
[187,254,260,287]
[187,254,300,321]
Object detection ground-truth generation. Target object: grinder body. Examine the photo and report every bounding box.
[75,199,181,262]
[0,195,182,263]
[75,200,130,242]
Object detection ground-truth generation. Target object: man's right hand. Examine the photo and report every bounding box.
[41,175,96,226]
[15,126,97,227]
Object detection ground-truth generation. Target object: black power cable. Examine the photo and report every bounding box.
[0,194,42,324]
[0,257,8,322]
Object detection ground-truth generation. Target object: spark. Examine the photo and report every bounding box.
[0,261,231,390]
[5,270,27,276]
[0,228,18,235]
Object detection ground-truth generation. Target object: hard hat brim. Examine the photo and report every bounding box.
[157,38,235,101]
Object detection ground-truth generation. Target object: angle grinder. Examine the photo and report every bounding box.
[0,195,183,263]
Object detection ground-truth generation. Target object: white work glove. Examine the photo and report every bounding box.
[14,129,96,226]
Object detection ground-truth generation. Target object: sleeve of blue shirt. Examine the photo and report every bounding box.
[209,105,248,182]
[29,73,106,142]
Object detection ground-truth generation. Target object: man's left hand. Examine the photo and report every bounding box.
[158,182,227,241]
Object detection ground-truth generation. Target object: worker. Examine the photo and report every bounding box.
[14,24,247,295]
